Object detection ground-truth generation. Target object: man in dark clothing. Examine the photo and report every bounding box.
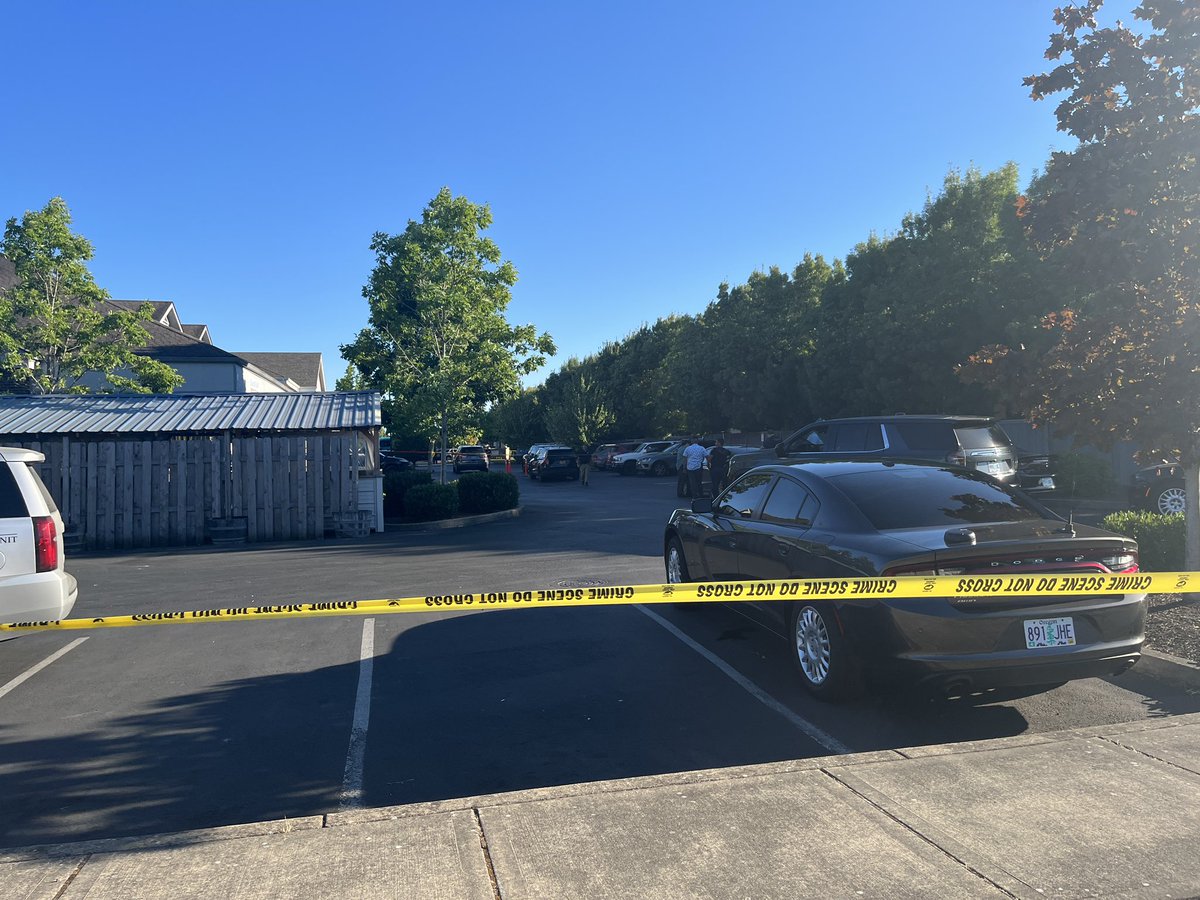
[708,437,733,496]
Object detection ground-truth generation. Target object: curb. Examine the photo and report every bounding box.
[1136,648,1200,690]
[384,506,522,532]
[8,711,1200,862]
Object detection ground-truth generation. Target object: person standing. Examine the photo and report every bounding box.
[682,435,709,499]
[708,437,733,496]
[577,446,591,486]
[504,445,513,474]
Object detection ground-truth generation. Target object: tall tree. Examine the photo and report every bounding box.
[1013,1,1199,570]
[342,188,555,482]
[542,370,615,447]
[816,166,1054,419]
[0,198,182,394]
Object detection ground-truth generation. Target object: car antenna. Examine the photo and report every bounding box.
[1059,510,1076,537]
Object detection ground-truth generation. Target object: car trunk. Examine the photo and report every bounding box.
[884,520,1139,611]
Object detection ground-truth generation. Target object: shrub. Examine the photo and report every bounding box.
[384,470,431,517]
[1054,452,1117,499]
[403,483,460,522]
[1101,510,1185,573]
[456,472,520,515]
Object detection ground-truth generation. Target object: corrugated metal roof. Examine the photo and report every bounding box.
[0,392,381,435]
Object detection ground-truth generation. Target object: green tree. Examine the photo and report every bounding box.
[334,362,366,390]
[341,188,555,482]
[815,166,1054,419]
[0,198,182,394]
[1013,1,1199,571]
[484,388,545,449]
[542,370,615,447]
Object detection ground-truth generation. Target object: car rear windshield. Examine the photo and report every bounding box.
[0,464,28,518]
[459,446,485,453]
[953,425,1011,450]
[25,465,58,514]
[830,467,1043,530]
[545,450,575,460]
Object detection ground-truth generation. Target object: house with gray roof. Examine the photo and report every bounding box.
[1,255,326,394]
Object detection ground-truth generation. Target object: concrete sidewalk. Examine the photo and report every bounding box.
[5,714,1200,900]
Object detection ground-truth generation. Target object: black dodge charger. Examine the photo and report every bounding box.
[664,460,1146,701]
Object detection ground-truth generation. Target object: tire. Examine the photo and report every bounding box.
[1152,484,1186,516]
[651,461,668,477]
[665,535,700,610]
[788,604,862,701]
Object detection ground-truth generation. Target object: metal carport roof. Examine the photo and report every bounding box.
[0,392,381,435]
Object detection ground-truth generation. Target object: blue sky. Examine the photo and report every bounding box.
[1,1,1088,386]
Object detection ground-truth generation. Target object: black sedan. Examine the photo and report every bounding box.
[1133,461,1185,515]
[664,460,1145,701]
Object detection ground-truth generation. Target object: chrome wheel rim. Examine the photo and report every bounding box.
[666,545,684,583]
[1157,487,1186,515]
[795,607,831,685]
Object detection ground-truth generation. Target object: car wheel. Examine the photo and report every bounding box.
[665,535,701,610]
[651,461,668,477]
[1153,484,1186,515]
[788,604,861,701]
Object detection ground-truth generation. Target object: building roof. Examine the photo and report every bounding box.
[108,299,176,323]
[0,392,380,435]
[180,324,211,344]
[232,352,325,389]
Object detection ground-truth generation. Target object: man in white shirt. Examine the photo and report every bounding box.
[682,436,710,499]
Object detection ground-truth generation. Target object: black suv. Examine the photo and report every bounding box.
[728,416,1019,484]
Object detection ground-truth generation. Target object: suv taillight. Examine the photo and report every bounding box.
[33,516,58,572]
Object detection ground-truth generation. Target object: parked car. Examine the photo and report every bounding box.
[380,453,412,474]
[612,441,674,475]
[636,441,685,476]
[597,440,644,470]
[1013,447,1057,494]
[1133,461,1185,515]
[664,460,1145,701]
[674,442,763,498]
[729,416,1021,486]
[529,447,580,481]
[0,447,78,625]
[522,443,569,470]
[453,445,490,474]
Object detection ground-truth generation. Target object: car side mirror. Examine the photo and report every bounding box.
[774,442,787,458]
[691,498,713,514]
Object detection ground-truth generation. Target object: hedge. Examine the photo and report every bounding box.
[1100,510,1185,573]
[383,470,432,518]
[403,483,460,522]
[456,472,520,515]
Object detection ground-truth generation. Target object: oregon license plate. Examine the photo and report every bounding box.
[1024,617,1076,649]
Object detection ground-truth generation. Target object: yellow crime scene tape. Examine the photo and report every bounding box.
[0,571,1195,634]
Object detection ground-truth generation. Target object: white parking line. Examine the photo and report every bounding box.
[0,638,89,701]
[636,605,850,755]
[339,618,376,810]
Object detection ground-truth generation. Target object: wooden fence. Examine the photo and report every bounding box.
[11,433,362,550]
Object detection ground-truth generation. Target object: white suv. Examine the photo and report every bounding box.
[0,447,77,624]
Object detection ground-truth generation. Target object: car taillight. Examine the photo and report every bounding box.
[33,516,58,573]
[1100,552,1139,573]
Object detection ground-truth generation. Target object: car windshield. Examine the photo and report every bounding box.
[829,467,1044,530]
[459,446,485,454]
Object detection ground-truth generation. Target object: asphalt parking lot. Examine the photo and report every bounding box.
[1,468,1198,849]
